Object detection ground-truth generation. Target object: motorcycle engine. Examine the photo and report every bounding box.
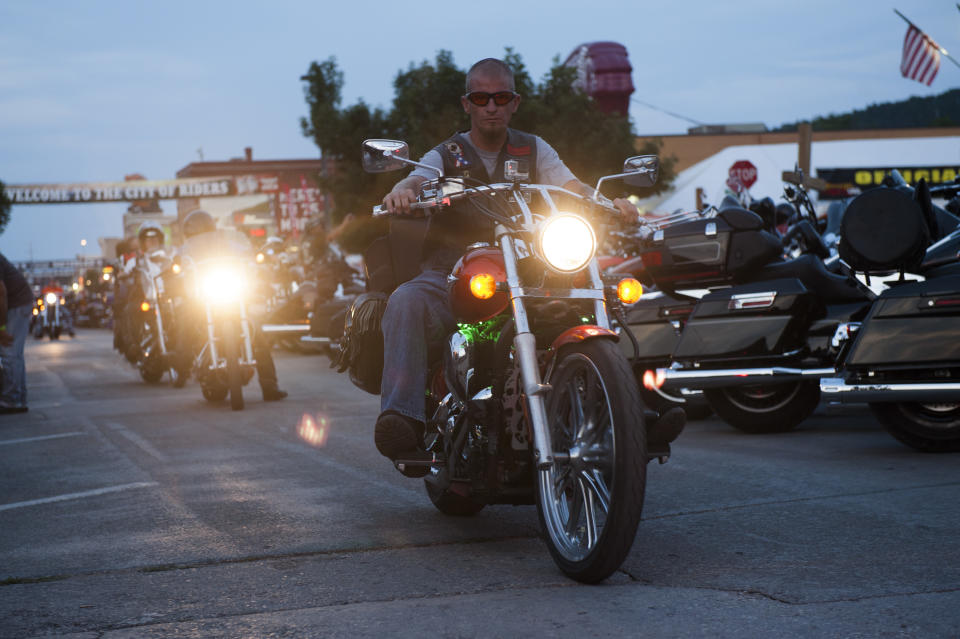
[444,331,474,401]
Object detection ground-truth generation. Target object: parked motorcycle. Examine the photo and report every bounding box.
[820,178,960,451]
[354,139,683,583]
[632,173,959,446]
[179,230,258,411]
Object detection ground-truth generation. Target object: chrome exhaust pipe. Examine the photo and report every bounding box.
[261,323,311,335]
[820,378,960,403]
[657,367,836,390]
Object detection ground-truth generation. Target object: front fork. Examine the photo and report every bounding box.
[204,302,255,369]
[500,236,610,469]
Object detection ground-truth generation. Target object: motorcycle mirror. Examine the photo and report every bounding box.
[592,155,660,201]
[622,155,659,188]
[361,139,443,178]
[361,139,410,173]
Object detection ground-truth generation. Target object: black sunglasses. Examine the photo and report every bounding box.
[464,91,517,107]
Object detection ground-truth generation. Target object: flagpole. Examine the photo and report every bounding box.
[894,8,960,70]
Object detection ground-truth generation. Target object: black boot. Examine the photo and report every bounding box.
[374,412,430,478]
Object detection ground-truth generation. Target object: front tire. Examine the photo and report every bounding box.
[202,384,228,402]
[704,380,820,434]
[139,356,164,383]
[871,402,960,453]
[537,339,647,584]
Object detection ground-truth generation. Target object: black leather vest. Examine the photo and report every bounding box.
[421,128,539,272]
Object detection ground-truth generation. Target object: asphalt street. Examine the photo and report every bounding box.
[1,330,958,638]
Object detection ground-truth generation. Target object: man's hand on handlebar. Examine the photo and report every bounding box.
[383,187,419,215]
[383,175,428,215]
[612,198,640,224]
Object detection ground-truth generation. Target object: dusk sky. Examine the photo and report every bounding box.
[1,0,956,261]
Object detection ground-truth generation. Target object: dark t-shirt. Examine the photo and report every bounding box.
[0,253,32,309]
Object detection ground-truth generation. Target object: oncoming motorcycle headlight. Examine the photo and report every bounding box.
[537,214,596,274]
[44,292,57,305]
[201,266,245,305]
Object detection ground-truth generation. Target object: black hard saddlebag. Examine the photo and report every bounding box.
[640,207,783,288]
[334,292,388,395]
[845,274,960,369]
[618,294,697,363]
[672,278,818,360]
[839,185,931,273]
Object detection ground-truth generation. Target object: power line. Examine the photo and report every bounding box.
[630,98,704,127]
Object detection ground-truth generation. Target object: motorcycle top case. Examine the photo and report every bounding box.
[672,278,818,361]
[845,274,960,368]
[640,207,783,288]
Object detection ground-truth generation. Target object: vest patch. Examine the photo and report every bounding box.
[507,144,531,156]
[444,141,470,168]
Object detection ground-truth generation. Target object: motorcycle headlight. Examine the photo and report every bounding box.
[201,266,245,305]
[44,292,58,305]
[537,214,596,274]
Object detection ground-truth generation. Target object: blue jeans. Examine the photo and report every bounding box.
[380,269,456,423]
[1,304,31,407]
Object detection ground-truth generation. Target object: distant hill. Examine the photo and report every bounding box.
[774,88,960,132]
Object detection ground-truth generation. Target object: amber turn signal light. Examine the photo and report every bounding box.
[140,301,151,312]
[616,278,643,304]
[469,273,497,300]
[642,369,665,390]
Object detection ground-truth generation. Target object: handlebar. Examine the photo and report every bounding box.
[372,182,624,220]
[372,200,435,217]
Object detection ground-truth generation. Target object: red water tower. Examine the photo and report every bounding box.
[564,42,635,116]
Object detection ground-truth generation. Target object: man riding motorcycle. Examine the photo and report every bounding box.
[169,209,287,401]
[374,57,640,475]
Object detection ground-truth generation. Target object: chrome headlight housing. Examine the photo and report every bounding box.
[537,214,596,274]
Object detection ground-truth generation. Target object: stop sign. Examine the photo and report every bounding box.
[727,160,758,192]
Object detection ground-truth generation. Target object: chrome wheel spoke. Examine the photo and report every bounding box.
[566,378,586,440]
[581,468,611,515]
[578,475,600,548]
[564,480,585,537]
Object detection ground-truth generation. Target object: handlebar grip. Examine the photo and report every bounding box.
[372,201,434,217]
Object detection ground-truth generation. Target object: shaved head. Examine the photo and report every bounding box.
[465,58,515,93]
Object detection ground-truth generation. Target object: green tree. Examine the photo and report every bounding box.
[0,179,11,236]
[300,49,676,250]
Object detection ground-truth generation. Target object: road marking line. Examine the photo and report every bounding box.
[0,432,84,446]
[105,422,169,462]
[0,482,159,512]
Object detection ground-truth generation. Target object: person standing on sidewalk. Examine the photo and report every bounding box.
[0,252,32,414]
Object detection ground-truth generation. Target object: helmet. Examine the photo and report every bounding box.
[183,209,216,238]
[137,220,165,244]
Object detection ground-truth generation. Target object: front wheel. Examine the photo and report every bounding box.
[537,339,647,584]
[871,402,960,453]
[139,355,164,383]
[704,380,820,434]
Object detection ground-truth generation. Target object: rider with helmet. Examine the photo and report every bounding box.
[169,209,287,401]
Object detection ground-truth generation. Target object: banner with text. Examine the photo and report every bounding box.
[8,177,252,205]
[817,165,960,199]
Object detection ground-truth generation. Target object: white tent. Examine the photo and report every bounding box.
[638,136,960,215]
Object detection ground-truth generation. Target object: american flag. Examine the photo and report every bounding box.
[900,24,941,86]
